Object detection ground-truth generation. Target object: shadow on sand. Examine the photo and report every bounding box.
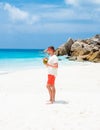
[54,100,69,105]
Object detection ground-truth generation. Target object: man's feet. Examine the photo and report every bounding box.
[46,99,55,104]
[46,101,53,104]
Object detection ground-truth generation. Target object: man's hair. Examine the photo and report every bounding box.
[48,46,55,51]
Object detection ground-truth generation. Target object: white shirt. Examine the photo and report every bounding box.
[48,55,58,77]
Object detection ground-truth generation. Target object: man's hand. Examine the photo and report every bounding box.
[46,63,58,68]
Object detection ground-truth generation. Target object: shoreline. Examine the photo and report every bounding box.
[0,59,96,75]
[0,63,100,92]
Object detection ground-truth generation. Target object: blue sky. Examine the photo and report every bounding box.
[0,0,100,49]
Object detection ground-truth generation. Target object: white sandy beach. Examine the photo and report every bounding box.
[0,63,100,130]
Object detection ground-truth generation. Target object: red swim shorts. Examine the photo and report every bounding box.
[47,74,55,86]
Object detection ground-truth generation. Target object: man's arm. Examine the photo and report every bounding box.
[46,63,58,68]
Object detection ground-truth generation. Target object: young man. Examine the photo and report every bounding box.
[45,46,58,104]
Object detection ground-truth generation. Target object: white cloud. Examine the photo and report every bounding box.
[4,3,28,21]
[65,0,100,6]
[40,8,93,22]
[3,3,39,24]
[10,22,100,34]
[93,0,100,4]
[63,0,100,22]
[65,0,78,6]
[1,2,99,24]
[0,2,100,34]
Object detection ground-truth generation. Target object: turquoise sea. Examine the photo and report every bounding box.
[0,49,91,74]
[0,49,46,72]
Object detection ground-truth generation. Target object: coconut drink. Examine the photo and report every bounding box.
[43,58,48,64]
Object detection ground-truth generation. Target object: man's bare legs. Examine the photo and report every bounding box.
[51,86,56,103]
[46,84,56,104]
[46,84,52,101]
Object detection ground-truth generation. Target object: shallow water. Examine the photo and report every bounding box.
[0,49,92,74]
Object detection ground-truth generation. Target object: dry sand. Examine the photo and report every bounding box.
[0,63,100,130]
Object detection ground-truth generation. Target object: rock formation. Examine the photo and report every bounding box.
[55,38,74,56]
[55,34,100,63]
